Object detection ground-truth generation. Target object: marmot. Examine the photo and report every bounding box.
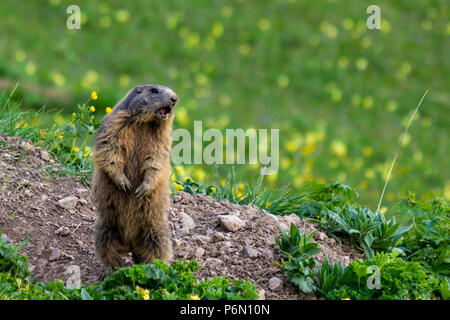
[91,84,177,268]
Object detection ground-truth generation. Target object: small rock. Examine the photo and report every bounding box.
[218,215,245,232]
[268,277,283,291]
[49,248,61,261]
[41,194,48,201]
[203,258,224,269]
[212,232,227,242]
[57,196,79,210]
[261,249,274,262]
[328,238,336,245]
[220,241,233,249]
[279,222,290,232]
[179,212,195,234]
[195,235,212,243]
[342,256,350,266]
[65,265,81,289]
[243,246,259,258]
[1,233,8,240]
[40,150,51,162]
[284,213,301,225]
[22,142,34,152]
[258,289,266,300]
[55,227,70,236]
[228,210,240,217]
[194,247,205,258]
[172,195,182,203]
[78,198,88,205]
[314,232,326,241]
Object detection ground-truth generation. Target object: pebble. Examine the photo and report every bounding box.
[218,215,245,232]
[57,196,79,210]
[179,212,195,234]
[40,150,51,162]
[243,246,259,258]
[194,247,205,258]
[49,248,61,261]
[261,249,274,262]
[203,258,224,269]
[268,277,283,291]
[258,289,266,300]
[55,226,70,236]
[212,232,227,242]
[314,232,326,241]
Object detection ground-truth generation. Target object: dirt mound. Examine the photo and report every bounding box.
[0,135,361,299]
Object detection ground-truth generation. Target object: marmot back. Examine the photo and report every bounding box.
[91,84,178,268]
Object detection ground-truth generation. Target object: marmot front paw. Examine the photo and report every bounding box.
[112,174,132,191]
[135,180,152,198]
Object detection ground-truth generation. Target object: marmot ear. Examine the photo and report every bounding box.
[136,86,143,94]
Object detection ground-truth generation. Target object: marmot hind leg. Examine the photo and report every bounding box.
[95,226,129,268]
[131,225,173,265]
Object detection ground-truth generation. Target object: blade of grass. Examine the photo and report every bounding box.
[376,89,429,215]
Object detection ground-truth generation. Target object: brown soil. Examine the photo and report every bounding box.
[0,134,362,299]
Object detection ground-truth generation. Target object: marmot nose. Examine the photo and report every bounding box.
[170,96,178,105]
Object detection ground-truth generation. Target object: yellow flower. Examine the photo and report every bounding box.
[362,146,373,157]
[337,56,349,69]
[362,96,373,109]
[23,123,29,129]
[356,58,368,71]
[134,286,150,300]
[115,9,130,23]
[72,113,77,117]
[175,183,184,192]
[277,74,289,88]
[258,18,271,31]
[58,135,63,140]
[342,298,351,300]
[239,43,251,56]
[188,294,200,300]
[265,202,271,208]
[25,62,36,75]
[211,22,224,38]
[387,100,398,112]
[90,106,96,112]
[106,107,112,114]
[331,140,347,157]
[91,91,98,100]
[73,147,79,153]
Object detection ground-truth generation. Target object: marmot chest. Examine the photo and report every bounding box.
[122,124,158,187]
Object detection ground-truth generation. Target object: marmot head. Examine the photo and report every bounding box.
[119,84,178,121]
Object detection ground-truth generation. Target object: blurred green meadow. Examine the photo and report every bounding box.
[0,0,448,210]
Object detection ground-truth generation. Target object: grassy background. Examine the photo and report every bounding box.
[0,0,448,209]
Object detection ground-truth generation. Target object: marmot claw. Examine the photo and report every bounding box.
[135,181,152,198]
[113,175,132,191]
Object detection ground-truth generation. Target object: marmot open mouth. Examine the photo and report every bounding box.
[156,105,173,119]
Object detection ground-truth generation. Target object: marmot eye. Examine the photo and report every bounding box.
[151,88,159,94]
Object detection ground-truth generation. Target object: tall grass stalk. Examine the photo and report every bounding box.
[376,90,429,214]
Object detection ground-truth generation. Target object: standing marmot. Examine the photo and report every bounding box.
[91,84,177,268]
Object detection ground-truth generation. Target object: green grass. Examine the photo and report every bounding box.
[0,0,448,209]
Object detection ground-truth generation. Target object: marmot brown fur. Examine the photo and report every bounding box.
[91,84,178,268]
